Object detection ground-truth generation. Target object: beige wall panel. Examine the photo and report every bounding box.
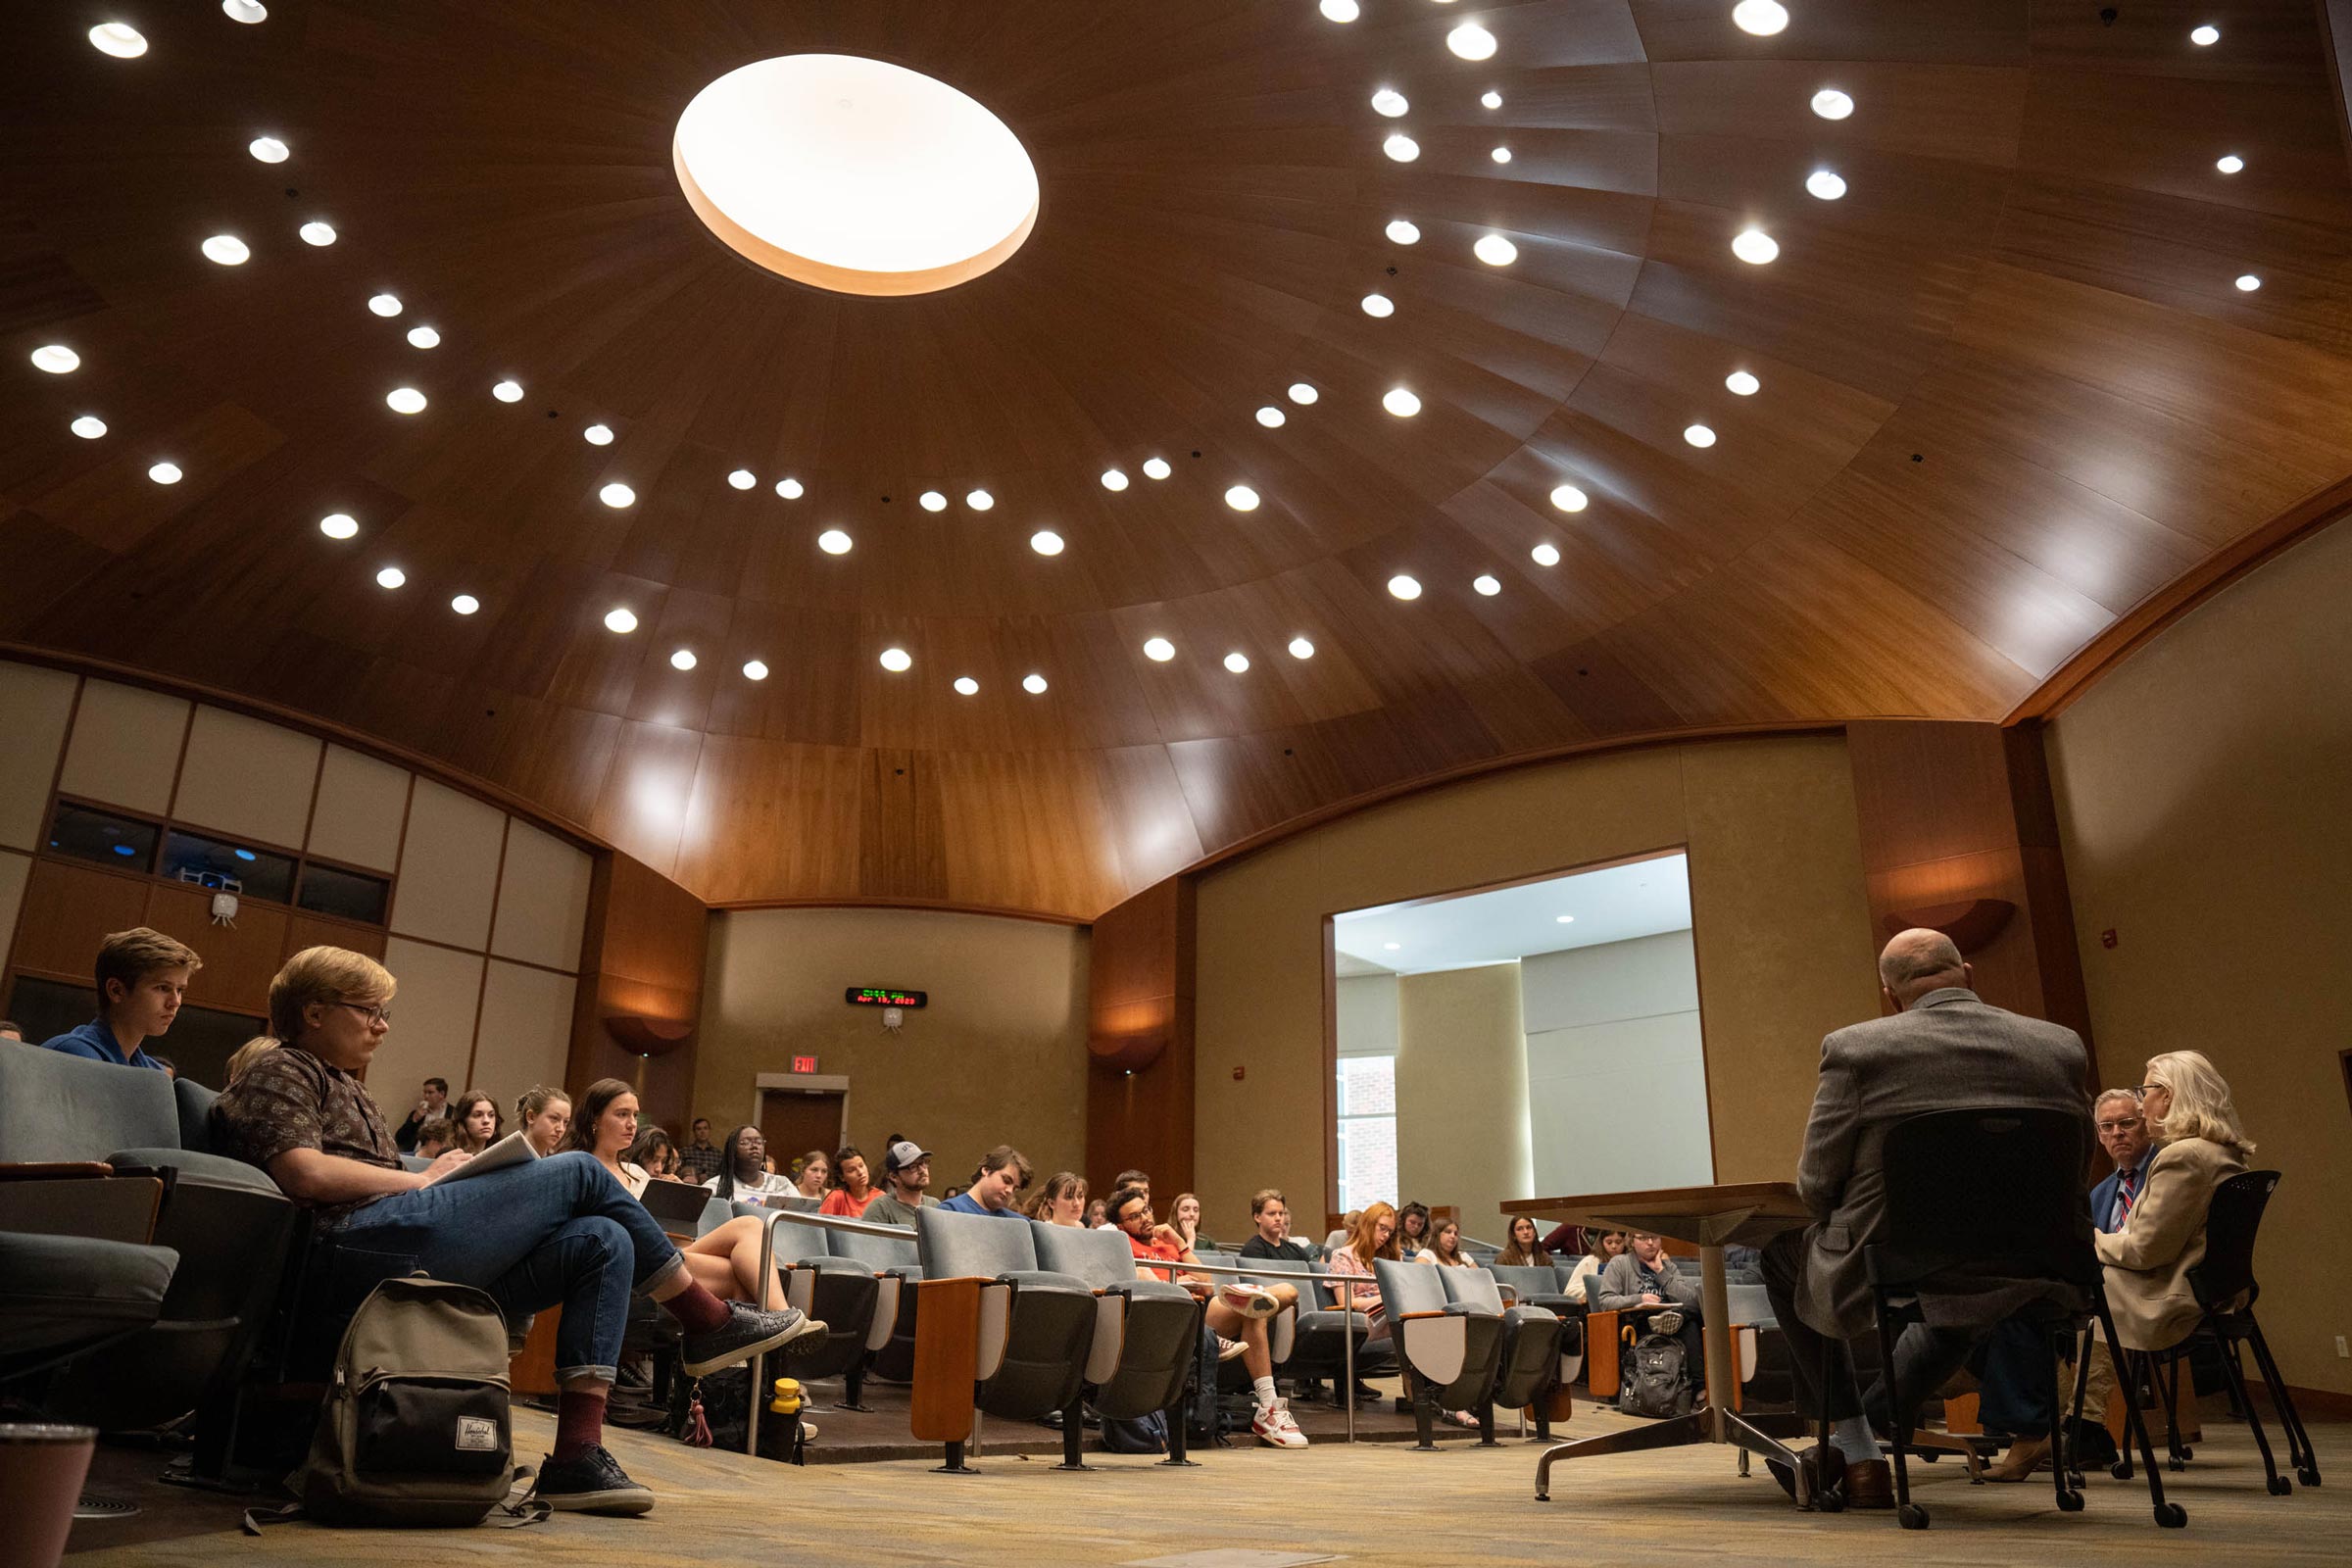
[308,746,412,872]
[0,849,30,980]
[390,780,506,950]
[55,679,187,816]
[490,819,593,973]
[2049,517,2352,1396]
[473,960,578,1114]
[171,706,321,850]
[372,936,483,1102]
[696,907,1089,1189]
[0,663,77,852]
[1396,962,1530,1248]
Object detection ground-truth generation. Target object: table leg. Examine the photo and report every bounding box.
[1699,1241,1733,1443]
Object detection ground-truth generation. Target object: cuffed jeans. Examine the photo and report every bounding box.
[335,1151,685,1382]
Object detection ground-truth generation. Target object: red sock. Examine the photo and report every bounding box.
[661,1279,733,1336]
[554,1387,607,1463]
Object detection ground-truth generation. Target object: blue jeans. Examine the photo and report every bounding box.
[335,1151,685,1382]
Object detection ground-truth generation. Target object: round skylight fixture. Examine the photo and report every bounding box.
[72,416,108,439]
[1732,228,1780,264]
[1030,529,1064,556]
[955,675,980,695]
[817,528,854,555]
[451,594,479,615]
[1473,574,1501,596]
[2234,273,2261,291]
[1022,673,1049,695]
[965,489,994,511]
[1388,574,1423,601]
[1371,89,1409,118]
[2190,24,2220,46]
[728,468,757,489]
[1482,91,1504,110]
[1492,146,1512,165]
[1733,1,1789,36]
[1726,369,1761,396]
[1288,383,1319,405]
[1143,457,1173,479]
[202,234,250,266]
[1383,387,1422,417]
[1387,220,1421,245]
[1225,485,1260,512]
[1144,637,1176,662]
[604,608,638,633]
[919,490,948,511]
[879,647,912,672]
[375,566,405,589]
[1474,233,1518,266]
[1532,542,1561,566]
[1684,423,1718,448]
[1806,170,1847,200]
[368,293,402,317]
[673,54,1038,295]
[492,380,523,402]
[744,661,770,681]
[32,345,79,373]
[1361,293,1395,318]
[584,423,614,446]
[1383,134,1420,163]
[1447,23,1497,60]
[385,387,425,414]
[1256,407,1286,428]
[1288,636,1315,660]
[222,0,268,22]
[2216,155,2244,174]
[1384,943,1401,953]
[249,136,289,163]
[406,325,440,349]
[669,649,697,670]
[777,477,806,499]
[1550,484,1588,512]
[1811,87,1853,120]
[1102,468,1130,491]
[319,513,358,539]
[90,23,148,58]
[1319,0,1360,21]
[1224,652,1250,674]
[148,462,183,485]
[299,221,336,246]
[599,482,636,508]
[1556,913,1576,924]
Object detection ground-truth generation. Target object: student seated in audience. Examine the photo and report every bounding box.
[414,1117,456,1159]
[1108,1186,1305,1448]
[1415,1216,1470,1266]
[817,1143,880,1214]
[678,1117,723,1184]
[1324,1208,1361,1253]
[213,946,822,1515]
[1170,1192,1218,1253]
[1025,1170,1088,1224]
[38,926,200,1072]
[791,1149,831,1200]
[1082,1197,1107,1228]
[1567,1229,1625,1304]
[225,1034,278,1086]
[707,1127,796,1200]
[863,1140,941,1227]
[1238,1189,1314,1264]
[1495,1214,1553,1269]
[1325,1200,1400,1404]
[449,1089,504,1154]
[629,1128,684,1183]
[1541,1221,1584,1258]
[1091,1168,1148,1228]
[1597,1231,1705,1390]
[395,1075,450,1152]
[1396,1201,1432,1257]
[516,1085,572,1156]
[938,1146,1031,1216]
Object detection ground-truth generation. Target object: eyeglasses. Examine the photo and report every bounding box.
[332,1001,393,1027]
[2094,1118,2143,1134]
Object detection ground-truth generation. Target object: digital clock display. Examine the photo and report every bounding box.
[846,987,926,1008]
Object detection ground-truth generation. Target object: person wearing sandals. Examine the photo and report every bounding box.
[1411,1218,1482,1426]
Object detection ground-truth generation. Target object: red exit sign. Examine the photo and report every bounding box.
[790,1054,819,1074]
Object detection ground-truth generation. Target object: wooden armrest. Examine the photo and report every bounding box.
[1395,1308,1454,1322]
[0,1161,118,1179]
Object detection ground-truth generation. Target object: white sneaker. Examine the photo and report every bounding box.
[1221,1283,1280,1320]
[1252,1397,1307,1448]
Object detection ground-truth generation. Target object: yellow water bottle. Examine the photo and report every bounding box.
[768,1378,803,1416]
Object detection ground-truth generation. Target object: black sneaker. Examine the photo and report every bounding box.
[530,1446,653,1515]
[679,1301,827,1378]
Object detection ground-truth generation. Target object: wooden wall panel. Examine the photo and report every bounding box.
[9,860,150,982]
[1085,876,1196,1200]
[143,884,287,1018]
[567,849,709,1134]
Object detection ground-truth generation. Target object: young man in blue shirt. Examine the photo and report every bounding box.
[937,1146,1030,1217]
[39,926,201,1072]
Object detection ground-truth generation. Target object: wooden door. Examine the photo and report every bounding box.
[760,1087,846,1175]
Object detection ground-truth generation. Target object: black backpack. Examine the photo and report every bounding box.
[1618,1331,1695,1420]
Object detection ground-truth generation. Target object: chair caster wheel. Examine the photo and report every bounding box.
[1916,1449,1939,1462]
[1535,1492,1549,1503]
[2296,1465,2320,1487]
[2067,1470,2085,1490]
[2167,1458,2185,1472]
[2267,1476,2292,1496]
[2110,1461,2133,1481]
[2155,1502,2187,1529]
[2057,1490,2084,1512]
[1897,1503,1930,1531]
[2178,1446,2193,1461]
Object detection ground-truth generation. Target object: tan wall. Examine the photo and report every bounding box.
[696,907,1090,1191]
[1194,734,1883,1236]
[2048,517,2352,1396]
[1396,962,1529,1249]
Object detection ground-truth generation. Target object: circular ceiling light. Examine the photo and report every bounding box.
[1101,468,1129,491]
[954,675,980,695]
[1144,637,1176,662]
[1684,423,1718,447]
[1491,146,1512,165]
[222,0,268,22]
[1388,574,1423,600]
[1447,23,1497,60]
[148,462,183,485]
[1256,406,1286,427]
[318,513,358,539]
[249,135,289,163]
[1473,574,1501,596]
[1288,636,1315,660]
[1732,228,1780,264]
[817,528,854,554]
[965,488,994,511]
[879,647,912,672]
[744,660,769,680]
[1811,87,1854,120]
[1360,293,1395,318]
[492,379,523,402]
[451,594,479,615]
[375,566,405,589]
[368,292,402,317]
[1319,0,1360,20]
[673,54,1038,296]
[2190,24,2220,46]
[918,490,947,511]
[1022,672,1049,694]
[72,416,108,439]
[385,387,425,414]
[583,423,614,445]
[1030,529,1064,556]
[31,345,80,373]
[1224,652,1250,674]
[1733,0,1789,35]
[669,649,697,670]
[1225,484,1260,512]
[202,234,250,266]
[1726,369,1761,395]
[1474,233,1518,266]
[2234,273,2261,291]
[1549,483,1588,512]
[1288,382,1319,405]
[604,608,638,633]
[727,468,757,489]
[89,23,147,58]
[1555,913,1576,924]
[1532,542,1561,566]
[599,482,636,508]
[406,325,440,348]
[298,220,336,246]
[1383,387,1422,417]
[1806,170,1847,200]
[1383,133,1420,163]
[1387,219,1421,245]
[1482,90,1504,110]
[1143,457,1172,479]
[777,477,806,499]
[1384,942,1401,952]
[2216,154,2244,174]
[1371,88,1409,118]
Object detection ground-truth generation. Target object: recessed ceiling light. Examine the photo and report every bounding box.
[31,345,79,373]
[1288,382,1319,405]
[1030,529,1064,555]
[1288,636,1315,660]
[298,220,336,246]
[148,462,183,485]
[965,489,994,511]
[954,675,979,695]
[599,482,636,508]
[1022,672,1049,694]
[669,649,697,670]
[918,490,947,511]
[1142,456,1173,479]
[1225,484,1260,512]
[1482,90,1503,110]
[1383,387,1422,417]
[1361,292,1395,318]
[1555,913,1576,924]
[1727,369,1761,396]
[1102,468,1130,491]
[385,387,425,414]
[1733,0,1789,35]
[492,379,523,402]
[1685,423,1718,447]
[1806,170,1847,200]
[776,477,806,499]
[2234,273,2261,291]
[71,416,108,439]
[1371,88,1409,118]
[583,423,613,445]
[1474,574,1501,596]
[249,136,289,163]
[1144,637,1176,662]
[202,234,250,266]
[1383,133,1420,163]
[1532,542,1561,566]
[1474,233,1518,266]
[880,647,912,672]
[406,325,440,349]
[2215,154,2244,174]
[604,608,637,633]
[818,528,854,554]
[1388,573,1422,600]
[1250,406,1285,430]
[727,468,756,489]
[1319,0,1359,20]
[1387,219,1421,245]
[222,0,268,22]
[89,23,148,58]
[1491,146,1512,165]
[1811,87,1853,120]
[2190,24,2220,46]
[368,293,402,317]
[1732,228,1780,264]
[451,594,479,615]
[744,660,769,680]
[374,565,405,589]
[1224,652,1250,673]
[1549,484,1588,512]
[318,513,358,539]
[1384,942,1401,952]
[1447,23,1497,60]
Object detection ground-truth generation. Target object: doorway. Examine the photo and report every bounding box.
[759,1084,846,1181]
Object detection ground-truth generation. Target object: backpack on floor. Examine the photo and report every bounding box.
[1618,1331,1695,1420]
[244,1275,544,1533]
[1100,1408,1169,1453]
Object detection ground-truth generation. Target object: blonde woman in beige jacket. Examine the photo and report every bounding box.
[2095,1051,2254,1353]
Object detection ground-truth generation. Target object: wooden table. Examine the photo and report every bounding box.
[1503,1183,1818,1501]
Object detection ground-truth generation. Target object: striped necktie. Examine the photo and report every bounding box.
[2116,1168,2138,1226]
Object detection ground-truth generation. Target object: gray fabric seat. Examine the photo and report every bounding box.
[1031,1221,1200,1460]
[915,1206,1094,1468]
[1376,1259,1506,1446]
[0,1231,178,1380]
[1440,1266,1568,1440]
[826,1220,922,1390]
[764,1223,881,1394]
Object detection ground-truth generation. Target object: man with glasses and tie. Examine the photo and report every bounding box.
[2089,1087,2157,1235]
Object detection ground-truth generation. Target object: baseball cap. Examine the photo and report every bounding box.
[885,1140,932,1173]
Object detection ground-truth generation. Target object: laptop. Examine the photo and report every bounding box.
[639,1179,714,1228]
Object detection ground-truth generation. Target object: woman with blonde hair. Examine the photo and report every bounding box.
[224,1035,278,1085]
[515,1085,572,1156]
[2097,1051,2254,1353]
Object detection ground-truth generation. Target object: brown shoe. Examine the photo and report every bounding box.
[1986,1435,2051,1483]
[1843,1458,1895,1510]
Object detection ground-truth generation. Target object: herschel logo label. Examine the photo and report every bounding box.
[455,1416,497,1451]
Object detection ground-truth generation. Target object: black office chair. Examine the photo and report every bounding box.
[1838,1105,2182,1531]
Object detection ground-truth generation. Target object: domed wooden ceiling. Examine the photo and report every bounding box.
[6,1,2352,920]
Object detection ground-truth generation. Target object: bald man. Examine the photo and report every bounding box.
[1759,929,2094,1509]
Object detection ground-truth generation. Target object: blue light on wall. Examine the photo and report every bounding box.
[112,844,136,857]
[233,849,257,861]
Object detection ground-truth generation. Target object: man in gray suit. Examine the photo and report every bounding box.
[1759,928,2093,1508]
